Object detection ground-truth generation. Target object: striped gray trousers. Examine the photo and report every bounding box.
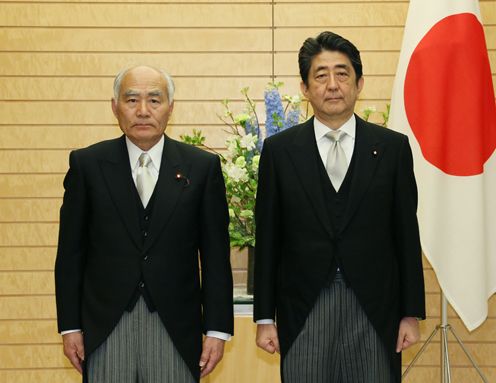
[87,297,195,383]
[283,273,394,383]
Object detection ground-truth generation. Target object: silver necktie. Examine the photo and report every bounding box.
[136,153,155,208]
[325,130,348,191]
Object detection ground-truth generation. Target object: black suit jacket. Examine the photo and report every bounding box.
[55,134,233,380]
[254,116,425,378]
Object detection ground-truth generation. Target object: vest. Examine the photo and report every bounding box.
[316,140,357,284]
[125,187,157,311]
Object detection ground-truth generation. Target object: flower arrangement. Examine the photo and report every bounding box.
[181,82,304,248]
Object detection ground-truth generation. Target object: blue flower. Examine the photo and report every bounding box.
[285,108,300,130]
[264,88,285,138]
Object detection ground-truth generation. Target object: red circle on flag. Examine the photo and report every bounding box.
[404,13,496,176]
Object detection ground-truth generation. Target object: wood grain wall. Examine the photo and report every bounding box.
[0,1,495,382]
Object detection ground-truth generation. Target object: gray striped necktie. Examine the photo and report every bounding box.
[136,152,155,207]
[325,130,348,191]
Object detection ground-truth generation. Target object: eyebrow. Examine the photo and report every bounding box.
[124,90,140,97]
[315,63,350,72]
[123,90,163,97]
[148,90,163,97]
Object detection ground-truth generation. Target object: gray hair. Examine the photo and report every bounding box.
[112,66,175,105]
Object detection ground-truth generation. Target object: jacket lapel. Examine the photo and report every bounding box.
[143,135,189,253]
[99,136,142,249]
[286,117,334,239]
[339,116,384,234]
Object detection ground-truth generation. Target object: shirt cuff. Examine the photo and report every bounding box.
[60,329,82,335]
[256,319,275,325]
[206,331,231,341]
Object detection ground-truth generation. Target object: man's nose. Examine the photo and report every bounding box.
[327,74,338,90]
[136,100,150,117]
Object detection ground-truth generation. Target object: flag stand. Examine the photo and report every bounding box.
[402,293,488,382]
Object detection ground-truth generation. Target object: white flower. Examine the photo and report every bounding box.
[239,210,254,218]
[363,106,376,113]
[234,113,251,124]
[228,208,236,218]
[235,156,246,168]
[239,133,257,150]
[286,94,302,104]
[225,163,249,183]
[252,155,260,171]
[225,136,239,156]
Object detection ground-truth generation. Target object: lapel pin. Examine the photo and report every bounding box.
[175,173,190,187]
[372,150,378,157]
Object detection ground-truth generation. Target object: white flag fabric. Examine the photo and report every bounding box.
[389,0,496,331]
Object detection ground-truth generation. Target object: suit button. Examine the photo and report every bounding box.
[143,231,148,237]
[144,215,149,221]
[143,255,148,261]
[139,282,145,288]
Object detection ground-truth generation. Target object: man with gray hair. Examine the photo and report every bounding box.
[55,65,233,382]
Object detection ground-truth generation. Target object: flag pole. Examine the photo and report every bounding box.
[401,293,488,382]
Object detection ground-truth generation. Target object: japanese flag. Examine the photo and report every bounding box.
[389,0,496,331]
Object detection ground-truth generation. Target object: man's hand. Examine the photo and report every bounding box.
[256,324,280,354]
[396,316,420,353]
[62,332,85,374]
[199,336,225,378]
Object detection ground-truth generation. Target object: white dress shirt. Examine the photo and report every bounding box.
[257,115,357,325]
[126,135,162,188]
[314,114,356,167]
[62,135,230,341]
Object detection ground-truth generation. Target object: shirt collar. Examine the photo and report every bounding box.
[313,114,356,142]
[125,135,164,171]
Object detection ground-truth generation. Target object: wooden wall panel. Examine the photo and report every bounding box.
[0,271,54,295]
[274,3,408,26]
[0,151,70,173]
[0,175,64,198]
[0,320,59,344]
[0,0,494,382]
[0,28,271,52]
[0,296,56,320]
[0,199,61,222]
[0,248,56,270]
[0,369,80,383]
[0,101,262,125]
[0,4,272,27]
[0,53,273,76]
[0,125,228,149]
[0,77,270,101]
[275,51,402,75]
[0,223,59,246]
[275,26,406,51]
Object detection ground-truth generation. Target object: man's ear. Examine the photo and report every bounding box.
[111,98,118,118]
[300,81,309,98]
[357,76,364,94]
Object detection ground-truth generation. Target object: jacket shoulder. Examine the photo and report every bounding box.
[263,119,312,147]
[358,116,408,144]
[168,136,219,162]
[70,137,123,159]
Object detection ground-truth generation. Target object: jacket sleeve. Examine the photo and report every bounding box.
[254,140,281,321]
[199,155,234,335]
[54,150,88,332]
[394,136,426,319]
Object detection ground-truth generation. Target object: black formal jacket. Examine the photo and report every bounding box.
[55,134,234,380]
[254,116,425,380]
